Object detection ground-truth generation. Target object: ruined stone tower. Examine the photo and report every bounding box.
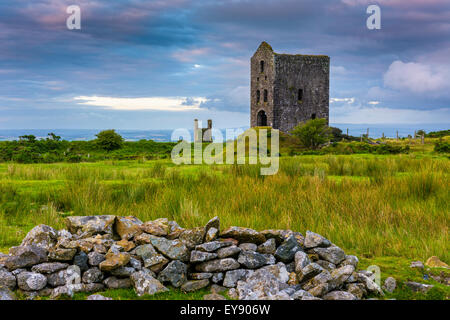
[194,119,213,143]
[250,42,329,133]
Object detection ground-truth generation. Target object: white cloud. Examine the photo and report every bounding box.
[330,97,355,104]
[74,96,207,111]
[384,60,448,94]
[368,101,379,105]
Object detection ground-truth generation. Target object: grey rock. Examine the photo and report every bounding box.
[308,283,330,297]
[292,289,314,300]
[157,260,188,288]
[239,243,257,251]
[302,270,332,291]
[220,226,265,244]
[143,254,169,273]
[104,276,132,289]
[346,283,366,299]
[217,245,241,259]
[17,272,47,291]
[66,215,116,237]
[88,252,105,266]
[211,284,226,293]
[20,224,58,251]
[274,236,303,263]
[204,216,220,240]
[316,260,336,271]
[181,279,210,292]
[82,268,104,284]
[196,258,240,273]
[223,269,253,288]
[73,252,89,272]
[87,294,112,300]
[237,251,268,269]
[190,273,213,280]
[323,290,357,300]
[0,268,16,289]
[0,286,16,300]
[357,273,384,296]
[110,266,135,277]
[298,263,324,283]
[190,250,218,263]
[236,268,285,300]
[196,241,232,253]
[294,251,311,273]
[205,228,219,242]
[178,227,205,250]
[304,231,331,249]
[410,261,424,269]
[31,262,69,274]
[339,255,359,268]
[212,273,224,284]
[329,265,355,289]
[310,246,346,265]
[5,245,47,270]
[48,247,77,261]
[228,287,239,299]
[149,236,190,262]
[129,257,142,270]
[257,238,277,255]
[259,263,290,284]
[383,277,396,293]
[405,281,434,293]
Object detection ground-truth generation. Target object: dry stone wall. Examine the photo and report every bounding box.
[0,215,384,300]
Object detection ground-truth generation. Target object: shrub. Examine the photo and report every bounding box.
[95,130,124,152]
[434,141,450,153]
[291,118,332,149]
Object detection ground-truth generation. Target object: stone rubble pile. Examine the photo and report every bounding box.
[0,215,385,300]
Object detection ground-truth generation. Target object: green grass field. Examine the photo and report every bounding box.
[0,139,449,300]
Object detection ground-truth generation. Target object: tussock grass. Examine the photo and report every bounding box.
[0,155,448,264]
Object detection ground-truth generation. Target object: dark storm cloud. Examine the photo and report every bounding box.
[0,0,449,129]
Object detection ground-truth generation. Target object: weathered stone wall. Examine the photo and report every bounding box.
[0,215,385,301]
[250,42,329,133]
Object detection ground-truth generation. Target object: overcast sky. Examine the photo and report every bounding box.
[0,0,449,129]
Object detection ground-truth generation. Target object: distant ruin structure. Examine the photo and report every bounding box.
[250,42,330,133]
[194,119,213,143]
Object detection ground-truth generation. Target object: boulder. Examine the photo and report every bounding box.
[196,241,232,253]
[31,262,69,274]
[196,258,240,273]
[346,283,366,299]
[141,218,170,236]
[220,227,265,244]
[149,236,190,262]
[116,239,135,252]
[82,267,104,284]
[223,269,253,288]
[357,273,384,296]
[104,276,132,289]
[217,245,241,259]
[20,224,58,251]
[190,273,213,280]
[316,260,336,271]
[87,252,105,266]
[410,261,424,269]
[236,268,285,300]
[66,215,116,237]
[143,254,169,273]
[190,250,218,263]
[302,270,332,291]
[179,227,205,249]
[294,251,311,273]
[404,281,434,293]
[47,268,80,287]
[339,255,359,268]
[205,228,219,242]
[0,286,16,300]
[99,252,130,272]
[17,272,47,291]
[157,261,188,288]
[304,231,331,249]
[181,279,210,292]
[0,268,16,289]
[237,251,268,269]
[260,229,293,245]
[73,252,89,272]
[257,238,277,255]
[309,246,346,265]
[115,216,143,240]
[131,270,168,296]
[110,266,136,277]
[212,273,224,284]
[329,265,355,289]
[48,247,77,261]
[292,289,314,300]
[382,277,396,293]
[274,236,303,263]
[323,291,357,300]
[5,245,48,270]
[204,216,220,239]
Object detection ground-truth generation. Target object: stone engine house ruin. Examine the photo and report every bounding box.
[250,42,330,133]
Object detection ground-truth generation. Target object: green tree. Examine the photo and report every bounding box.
[95,130,124,152]
[291,118,332,149]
